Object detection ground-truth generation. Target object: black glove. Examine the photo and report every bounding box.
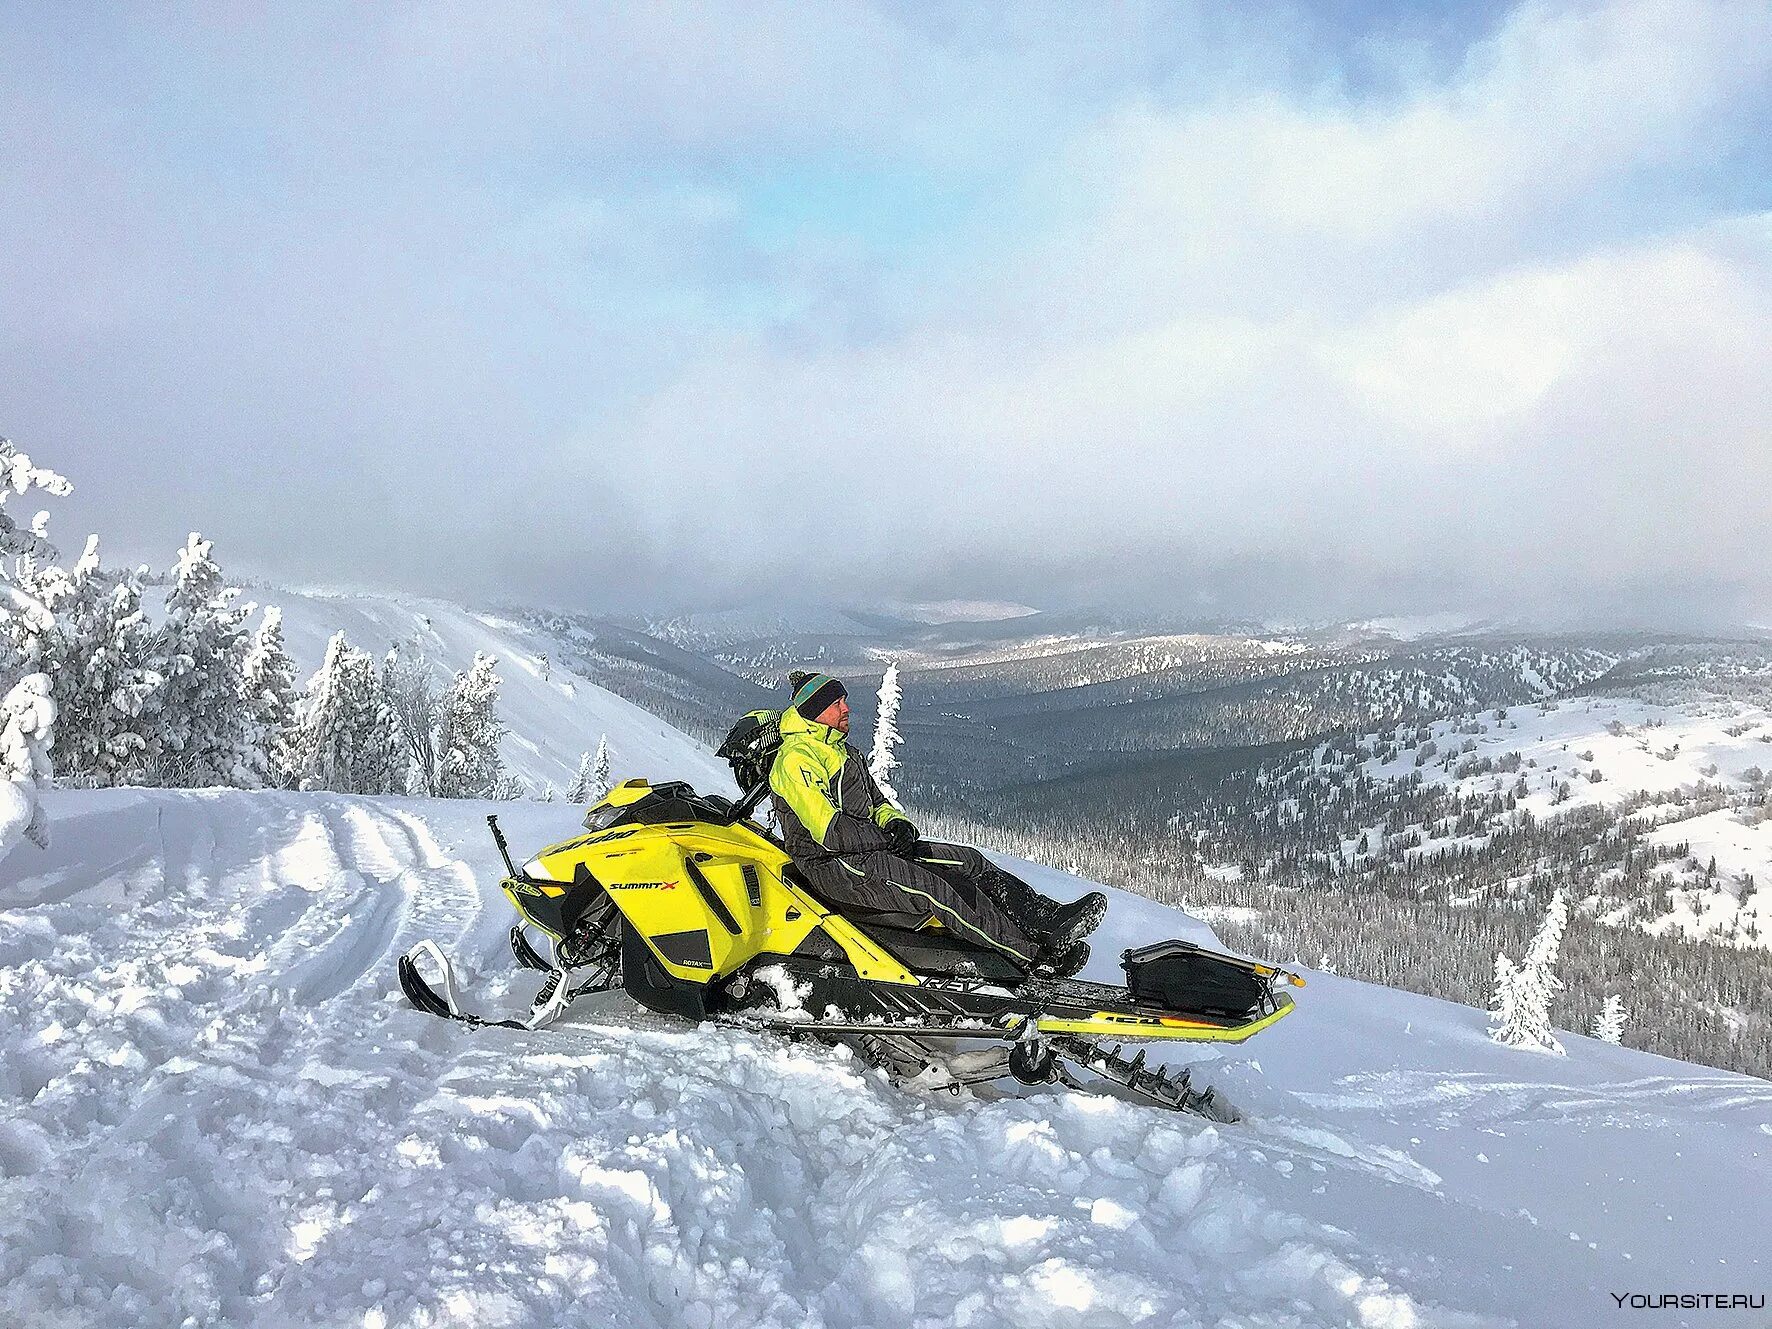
[885,818,920,853]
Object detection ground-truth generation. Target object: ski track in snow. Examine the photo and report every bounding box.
[2,789,1769,1328]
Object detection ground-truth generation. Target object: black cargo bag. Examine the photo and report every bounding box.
[716,709,783,793]
[1122,940,1268,1019]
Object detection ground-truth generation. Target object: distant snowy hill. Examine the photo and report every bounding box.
[268,589,737,799]
[1356,696,1772,948]
[2,787,1766,1327]
[879,599,1042,625]
[1348,613,1491,641]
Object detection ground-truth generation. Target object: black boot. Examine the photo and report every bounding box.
[980,864,1065,934]
[1044,892,1108,952]
[1031,941,1090,980]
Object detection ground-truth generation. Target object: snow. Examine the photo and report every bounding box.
[269,588,736,798]
[1360,696,1772,945]
[1365,698,1770,819]
[1352,614,1488,641]
[0,775,32,857]
[2,786,1768,1327]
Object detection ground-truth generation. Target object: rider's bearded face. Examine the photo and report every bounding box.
[816,696,851,733]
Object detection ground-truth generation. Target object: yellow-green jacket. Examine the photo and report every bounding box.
[769,708,912,860]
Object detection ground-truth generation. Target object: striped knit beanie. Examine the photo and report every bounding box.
[788,670,847,720]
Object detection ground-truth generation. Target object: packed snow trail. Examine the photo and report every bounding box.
[1,790,1768,1328]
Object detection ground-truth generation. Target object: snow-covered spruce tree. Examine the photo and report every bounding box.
[591,733,612,801]
[1592,993,1626,1045]
[868,661,903,803]
[286,632,401,794]
[1490,891,1568,1055]
[47,538,163,786]
[1521,889,1569,1027]
[567,749,595,803]
[356,651,404,796]
[147,534,255,787]
[381,645,440,796]
[0,436,73,856]
[359,649,407,796]
[27,535,96,777]
[435,652,505,799]
[286,633,358,793]
[240,607,300,788]
[0,674,55,854]
[1487,952,1530,1048]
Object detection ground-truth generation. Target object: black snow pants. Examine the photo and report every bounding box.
[797,839,1041,967]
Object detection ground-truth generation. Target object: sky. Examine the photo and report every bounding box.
[3,0,1769,624]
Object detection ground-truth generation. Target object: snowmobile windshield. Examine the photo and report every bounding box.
[582,784,731,832]
[582,803,629,832]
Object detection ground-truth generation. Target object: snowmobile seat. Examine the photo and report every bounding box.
[779,861,819,894]
[779,861,858,921]
[778,864,1025,980]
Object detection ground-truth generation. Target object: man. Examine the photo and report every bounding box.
[768,671,1105,978]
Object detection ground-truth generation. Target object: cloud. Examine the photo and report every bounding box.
[3,0,1769,622]
[587,0,1772,618]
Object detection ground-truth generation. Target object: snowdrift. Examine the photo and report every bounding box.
[1,788,1767,1327]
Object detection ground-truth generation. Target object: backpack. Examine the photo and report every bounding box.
[716,709,783,794]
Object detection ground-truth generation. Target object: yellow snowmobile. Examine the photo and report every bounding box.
[398,778,1302,1120]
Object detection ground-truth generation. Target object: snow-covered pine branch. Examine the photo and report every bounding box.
[868,661,903,804]
[0,438,72,573]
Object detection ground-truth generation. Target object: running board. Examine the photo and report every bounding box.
[730,1014,1008,1039]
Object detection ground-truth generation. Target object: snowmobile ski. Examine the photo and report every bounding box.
[397,939,617,1031]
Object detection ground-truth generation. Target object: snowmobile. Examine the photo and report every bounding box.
[397,777,1303,1121]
